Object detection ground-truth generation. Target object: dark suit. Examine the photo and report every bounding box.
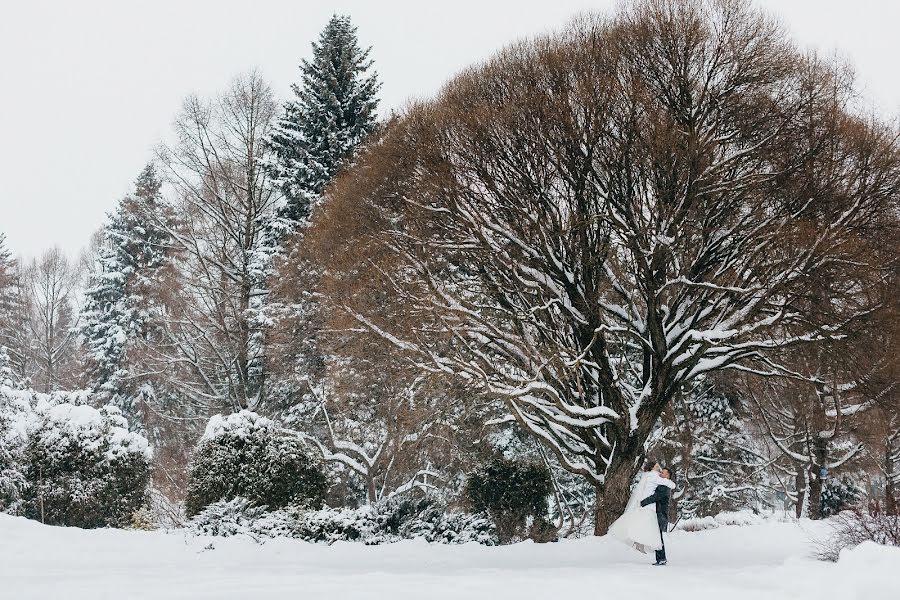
[641,484,671,563]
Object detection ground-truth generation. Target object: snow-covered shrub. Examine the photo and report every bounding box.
[190,497,278,539]
[466,457,554,542]
[676,510,771,532]
[821,476,863,518]
[0,390,26,512]
[185,411,327,517]
[290,496,496,546]
[22,402,152,528]
[817,509,900,561]
[190,495,498,545]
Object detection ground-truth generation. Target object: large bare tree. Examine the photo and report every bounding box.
[319,0,900,533]
[153,70,282,414]
[22,248,82,392]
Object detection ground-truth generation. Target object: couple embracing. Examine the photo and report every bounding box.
[608,462,675,566]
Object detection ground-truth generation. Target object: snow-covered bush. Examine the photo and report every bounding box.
[190,495,497,545]
[466,457,554,542]
[821,476,864,518]
[676,510,772,532]
[185,411,327,517]
[22,402,152,528]
[0,389,26,512]
[817,509,900,561]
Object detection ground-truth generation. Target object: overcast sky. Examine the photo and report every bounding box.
[1,0,899,260]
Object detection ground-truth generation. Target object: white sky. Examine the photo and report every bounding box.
[1,0,898,260]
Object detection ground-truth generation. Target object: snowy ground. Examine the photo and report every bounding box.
[2,514,898,600]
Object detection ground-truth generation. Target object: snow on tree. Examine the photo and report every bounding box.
[283,370,459,506]
[270,194,493,507]
[745,255,899,520]
[0,234,30,385]
[0,347,13,387]
[320,0,900,534]
[652,378,771,518]
[79,164,173,425]
[266,14,380,224]
[22,248,81,393]
[154,71,283,414]
[743,362,872,519]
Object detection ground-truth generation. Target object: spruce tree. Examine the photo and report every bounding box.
[80,164,172,424]
[0,234,14,356]
[267,14,380,224]
[0,234,26,384]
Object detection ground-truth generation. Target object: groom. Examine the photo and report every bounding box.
[640,467,672,566]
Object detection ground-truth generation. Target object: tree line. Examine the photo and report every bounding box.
[1,1,899,534]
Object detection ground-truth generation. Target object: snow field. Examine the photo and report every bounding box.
[2,515,898,600]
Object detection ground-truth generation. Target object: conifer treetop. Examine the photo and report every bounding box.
[267,14,380,223]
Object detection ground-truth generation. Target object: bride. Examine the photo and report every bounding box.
[608,462,675,553]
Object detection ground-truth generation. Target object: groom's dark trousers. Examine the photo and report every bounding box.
[641,484,671,563]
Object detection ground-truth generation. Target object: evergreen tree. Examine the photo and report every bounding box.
[79,164,172,423]
[0,234,14,372]
[654,381,768,518]
[0,235,19,372]
[0,233,11,288]
[0,238,30,386]
[0,346,14,386]
[267,14,380,224]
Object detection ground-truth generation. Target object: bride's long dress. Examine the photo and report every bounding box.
[608,472,664,552]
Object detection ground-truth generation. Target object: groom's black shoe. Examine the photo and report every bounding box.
[653,560,667,566]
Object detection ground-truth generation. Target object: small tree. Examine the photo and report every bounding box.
[185,410,327,516]
[821,476,863,517]
[266,14,380,224]
[22,248,81,393]
[0,236,32,386]
[467,457,553,542]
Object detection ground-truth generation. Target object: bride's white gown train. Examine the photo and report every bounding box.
[608,472,669,552]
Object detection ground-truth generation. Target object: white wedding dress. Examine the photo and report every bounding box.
[608,471,669,552]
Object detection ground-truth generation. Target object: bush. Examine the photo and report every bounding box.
[0,385,33,513]
[22,403,151,528]
[821,476,863,518]
[817,509,900,561]
[0,413,25,513]
[189,495,498,545]
[466,457,554,542]
[185,411,327,517]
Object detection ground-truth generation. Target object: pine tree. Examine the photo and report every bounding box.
[0,237,31,386]
[79,164,172,423]
[0,234,15,369]
[0,234,18,361]
[267,14,380,224]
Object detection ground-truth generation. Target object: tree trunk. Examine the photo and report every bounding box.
[593,463,633,536]
[794,466,807,519]
[366,474,377,505]
[886,443,897,517]
[808,437,828,520]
